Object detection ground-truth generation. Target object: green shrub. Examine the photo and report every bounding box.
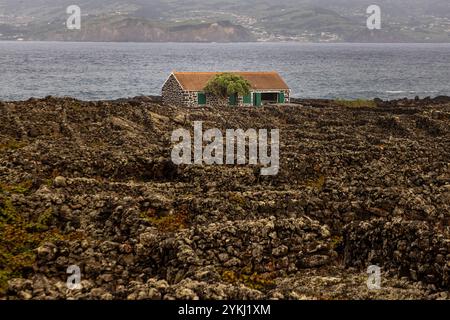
[204,73,251,98]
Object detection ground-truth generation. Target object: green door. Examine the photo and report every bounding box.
[253,93,261,106]
[198,93,206,105]
[243,94,252,104]
[278,92,285,103]
[229,94,238,106]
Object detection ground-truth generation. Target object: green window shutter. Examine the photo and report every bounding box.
[278,92,285,103]
[253,93,261,106]
[229,94,237,106]
[198,93,206,105]
[243,94,252,104]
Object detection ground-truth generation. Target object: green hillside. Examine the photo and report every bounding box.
[0,0,449,42]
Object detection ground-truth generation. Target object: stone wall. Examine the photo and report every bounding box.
[344,218,449,291]
[184,91,197,107]
[281,89,291,103]
[176,92,240,108]
[137,217,336,283]
[202,90,291,107]
[162,74,186,107]
[204,93,229,108]
[162,76,230,108]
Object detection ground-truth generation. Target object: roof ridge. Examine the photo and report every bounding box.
[173,71,279,74]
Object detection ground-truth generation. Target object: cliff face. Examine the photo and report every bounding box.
[32,19,255,42]
[0,96,449,299]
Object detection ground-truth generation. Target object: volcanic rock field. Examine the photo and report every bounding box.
[0,96,449,300]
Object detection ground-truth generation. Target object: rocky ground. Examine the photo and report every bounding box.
[0,95,449,300]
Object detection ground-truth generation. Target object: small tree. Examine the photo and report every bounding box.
[204,73,251,98]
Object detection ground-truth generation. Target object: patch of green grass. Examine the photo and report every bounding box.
[26,207,54,232]
[229,193,246,206]
[0,270,10,293]
[306,175,326,192]
[44,179,53,188]
[0,198,18,223]
[0,197,65,295]
[0,180,33,195]
[330,235,343,250]
[141,208,188,233]
[334,99,377,108]
[222,268,276,291]
[0,140,27,151]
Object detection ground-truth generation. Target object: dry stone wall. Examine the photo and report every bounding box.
[344,218,449,290]
[137,217,336,283]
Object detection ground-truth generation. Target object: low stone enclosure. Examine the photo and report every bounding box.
[162,71,291,107]
[344,218,449,290]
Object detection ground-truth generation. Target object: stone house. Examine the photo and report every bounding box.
[162,71,290,107]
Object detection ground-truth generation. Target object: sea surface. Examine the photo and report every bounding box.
[1,41,450,101]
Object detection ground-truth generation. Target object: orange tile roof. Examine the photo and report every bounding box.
[172,72,290,91]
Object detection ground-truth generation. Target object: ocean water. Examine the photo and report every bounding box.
[0,41,450,101]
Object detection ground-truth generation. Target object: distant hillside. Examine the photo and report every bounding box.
[27,17,255,42]
[0,0,449,42]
